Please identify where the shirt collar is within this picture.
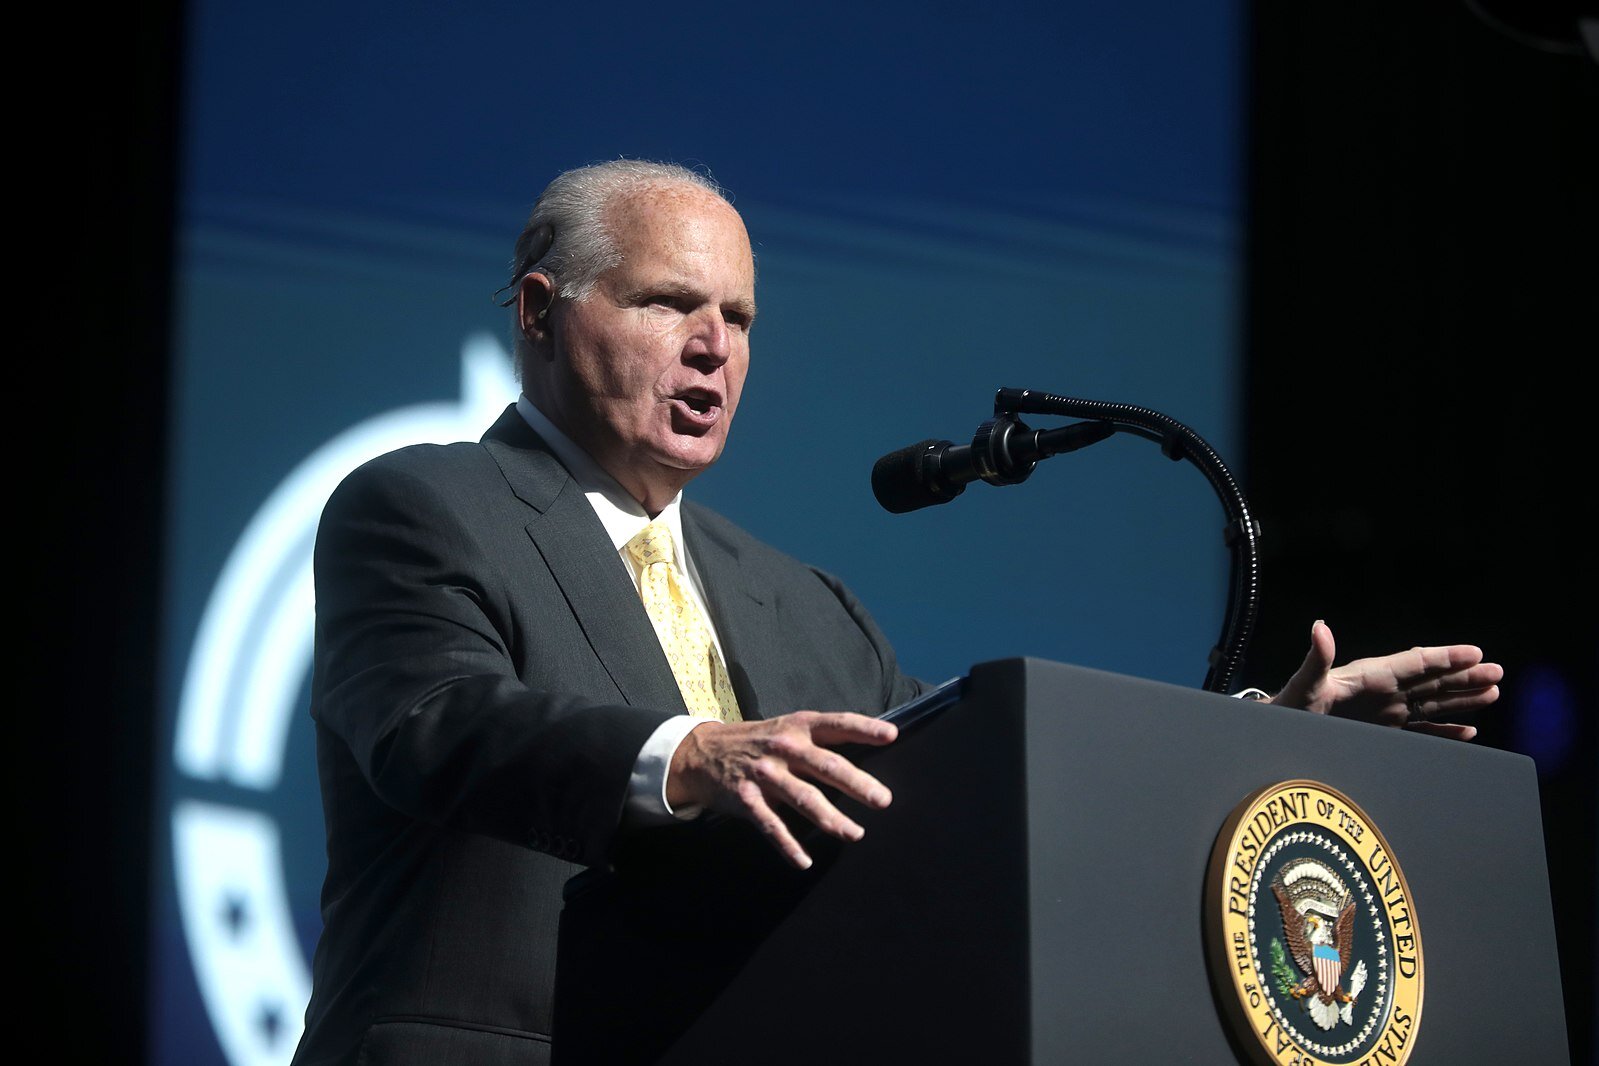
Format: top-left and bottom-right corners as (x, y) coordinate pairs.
(516, 394), (686, 562)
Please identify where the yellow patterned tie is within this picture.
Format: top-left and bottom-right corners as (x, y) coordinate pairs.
(625, 522), (742, 723)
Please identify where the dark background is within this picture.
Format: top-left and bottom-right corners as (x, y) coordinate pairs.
(1245, 3), (1596, 1059)
(29, 0), (1594, 1061)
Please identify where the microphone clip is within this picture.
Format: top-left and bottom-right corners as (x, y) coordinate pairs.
(969, 413), (1040, 487)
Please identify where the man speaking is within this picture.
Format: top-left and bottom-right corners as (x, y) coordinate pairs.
(291, 160), (1501, 1065)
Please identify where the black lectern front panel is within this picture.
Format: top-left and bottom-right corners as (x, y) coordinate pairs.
(1018, 658), (1566, 1064)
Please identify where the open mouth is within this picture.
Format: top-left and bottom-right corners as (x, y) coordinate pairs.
(671, 388), (723, 425)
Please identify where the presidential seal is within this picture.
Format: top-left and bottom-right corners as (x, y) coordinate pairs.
(1205, 781), (1423, 1066)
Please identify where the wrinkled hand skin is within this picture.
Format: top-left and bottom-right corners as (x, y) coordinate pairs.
(1270, 620), (1502, 742)
(667, 711), (898, 869)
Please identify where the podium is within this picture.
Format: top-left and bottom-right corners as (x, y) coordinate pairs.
(553, 658), (1569, 1064)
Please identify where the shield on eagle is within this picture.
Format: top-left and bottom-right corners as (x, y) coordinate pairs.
(1313, 943), (1342, 999)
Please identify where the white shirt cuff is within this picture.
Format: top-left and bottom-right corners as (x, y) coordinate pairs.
(626, 715), (713, 825)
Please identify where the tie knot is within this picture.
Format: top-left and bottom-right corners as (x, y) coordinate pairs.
(626, 522), (675, 567)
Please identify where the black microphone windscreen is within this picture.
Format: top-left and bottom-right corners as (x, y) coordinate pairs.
(871, 439), (954, 514)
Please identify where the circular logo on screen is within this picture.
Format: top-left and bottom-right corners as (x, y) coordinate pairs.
(1205, 781), (1423, 1066)
(169, 337), (516, 1065)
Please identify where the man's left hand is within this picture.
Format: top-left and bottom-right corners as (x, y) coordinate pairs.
(1269, 620), (1502, 741)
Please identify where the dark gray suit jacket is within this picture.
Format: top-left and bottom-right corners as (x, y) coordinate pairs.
(293, 406), (923, 1065)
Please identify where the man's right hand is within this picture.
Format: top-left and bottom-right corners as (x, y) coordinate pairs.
(665, 712), (898, 870)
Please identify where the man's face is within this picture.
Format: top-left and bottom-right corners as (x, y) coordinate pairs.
(536, 184), (756, 512)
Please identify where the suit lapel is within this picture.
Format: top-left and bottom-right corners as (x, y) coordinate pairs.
(483, 407), (687, 714)
(685, 507), (784, 721)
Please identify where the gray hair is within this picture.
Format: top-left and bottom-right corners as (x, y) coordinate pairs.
(507, 159), (728, 303)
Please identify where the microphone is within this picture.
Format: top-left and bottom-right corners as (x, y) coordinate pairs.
(871, 415), (1114, 513)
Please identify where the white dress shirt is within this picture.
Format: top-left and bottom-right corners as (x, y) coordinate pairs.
(516, 395), (717, 824)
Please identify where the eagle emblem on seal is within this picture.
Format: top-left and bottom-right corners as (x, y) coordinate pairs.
(1270, 858), (1370, 1030)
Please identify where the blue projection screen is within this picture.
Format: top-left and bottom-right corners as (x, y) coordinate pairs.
(152, 3), (1241, 1061)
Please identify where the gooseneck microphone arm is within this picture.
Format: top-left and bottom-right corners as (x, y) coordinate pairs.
(995, 388), (1259, 695)
(871, 387), (1260, 695)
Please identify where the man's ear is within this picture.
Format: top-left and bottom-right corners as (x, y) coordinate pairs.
(517, 271), (557, 347)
